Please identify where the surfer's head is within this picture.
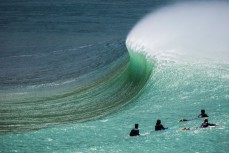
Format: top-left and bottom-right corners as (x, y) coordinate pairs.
(156, 119), (161, 124)
(135, 124), (139, 129)
(204, 118), (208, 123)
(201, 109), (205, 114)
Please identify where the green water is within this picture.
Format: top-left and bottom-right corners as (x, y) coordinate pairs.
(0, 49), (153, 134)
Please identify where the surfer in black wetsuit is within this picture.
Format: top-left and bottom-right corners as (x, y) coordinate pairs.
(155, 119), (168, 131)
(179, 109), (209, 122)
(181, 118), (218, 130)
(129, 124), (140, 136)
(198, 109), (208, 118)
(179, 118), (189, 122)
(200, 118), (218, 128)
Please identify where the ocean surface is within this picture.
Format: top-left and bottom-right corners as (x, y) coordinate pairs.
(1, 0), (229, 152)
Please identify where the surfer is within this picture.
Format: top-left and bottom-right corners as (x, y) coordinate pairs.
(181, 127), (190, 130)
(179, 118), (189, 122)
(181, 118), (219, 130)
(200, 118), (218, 128)
(129, 124), (140, 136)
(155, 119), (168, 131)
(179, 109), (209, 122)
(198, 109), (208, 118)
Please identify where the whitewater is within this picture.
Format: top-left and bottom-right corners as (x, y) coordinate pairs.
(1, 0), (229, 153)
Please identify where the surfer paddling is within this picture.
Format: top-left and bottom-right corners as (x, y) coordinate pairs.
(155, 119), (168, 131)
(200, 118), (219, 128)
(181, 127), (190, 130)
(179, 109), (209, 122)
(181, 118), (219, 130)
(129, 124), (140, 136)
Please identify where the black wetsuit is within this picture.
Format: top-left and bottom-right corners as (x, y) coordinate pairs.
(155, 124), (166, 131)
(129, 128), (140, 136)
(198, 113), (208, 118)
(200, 122), (216, 128)
(180, 118), (189, 122)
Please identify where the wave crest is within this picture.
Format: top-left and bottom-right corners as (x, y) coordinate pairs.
(126, 1), (229, 60)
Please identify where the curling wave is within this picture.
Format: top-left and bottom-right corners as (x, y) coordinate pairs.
(0, 40), (152, 134)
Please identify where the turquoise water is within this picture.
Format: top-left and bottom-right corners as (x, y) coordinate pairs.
(1, 1), (229, 153)
(1, 57), (229, 152)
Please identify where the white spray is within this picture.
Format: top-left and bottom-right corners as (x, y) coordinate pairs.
(126, 1), (229, 60)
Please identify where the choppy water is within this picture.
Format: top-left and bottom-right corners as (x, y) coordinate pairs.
(1, 0), (229, 153)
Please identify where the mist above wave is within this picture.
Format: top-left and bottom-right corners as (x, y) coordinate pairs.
(126, 1), (229, 61)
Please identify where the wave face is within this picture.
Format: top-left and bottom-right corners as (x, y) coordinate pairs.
(0, 0), (155, 134)
(0, 39), (153, 133)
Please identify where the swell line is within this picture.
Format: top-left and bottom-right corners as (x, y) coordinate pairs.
(0, 42), (153, 134)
